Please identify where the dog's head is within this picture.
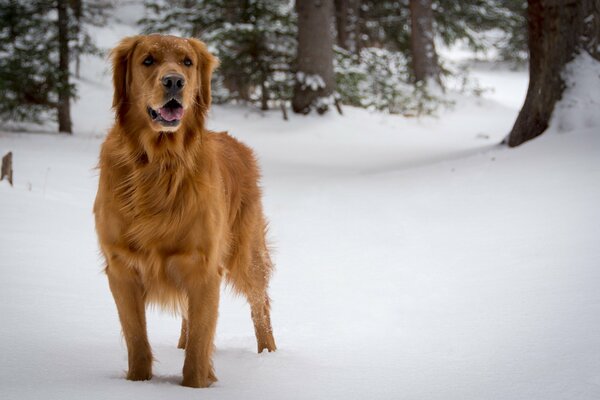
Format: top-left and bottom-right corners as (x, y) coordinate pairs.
(111, 35), (218, 132)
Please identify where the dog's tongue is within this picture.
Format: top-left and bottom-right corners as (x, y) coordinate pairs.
(158, 106), (183, 122)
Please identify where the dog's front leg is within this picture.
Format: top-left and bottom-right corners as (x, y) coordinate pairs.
(106, 256), (152, 381)
(168, 253), (221, 388)
(182, 274), (220, 388)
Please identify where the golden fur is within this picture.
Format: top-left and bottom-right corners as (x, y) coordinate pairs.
(94, 35), (276, 388)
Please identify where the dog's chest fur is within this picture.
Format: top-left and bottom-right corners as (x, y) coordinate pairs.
(106, 151), (227, 311)
(116, 158), (216, 251)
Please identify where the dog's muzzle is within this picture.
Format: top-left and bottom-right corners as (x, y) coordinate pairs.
(148, 98), (184, 127)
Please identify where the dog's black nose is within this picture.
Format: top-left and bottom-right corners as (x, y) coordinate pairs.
(162, 74), (185, 92)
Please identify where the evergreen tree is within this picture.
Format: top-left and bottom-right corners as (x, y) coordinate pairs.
(434, 0), (527, 61)
(335, 46), (448, 116)
(358, 0), (527, 67)
(0, 0), (109, 130)
(357, 1), (411, 51)
(206, 0), (296, 109)
(0, 0), (61, 124)
(71, 0), (113, 78)
(334, 0), (360, 54)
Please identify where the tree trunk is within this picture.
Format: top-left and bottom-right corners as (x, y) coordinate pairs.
(260, 81), (269, 111)
(507, 0), (600, 147)
(57, 0), (72, 134)
(354, 0), (362, 55)
(71, 0), (82, 79)
(334, 0), (360, 54)
(335, 0), (349, 49)
(409, 0), (440, 84)
(292, 0), (336, 114)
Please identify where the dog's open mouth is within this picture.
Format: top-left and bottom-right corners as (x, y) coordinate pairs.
(148, 99), (184, 126)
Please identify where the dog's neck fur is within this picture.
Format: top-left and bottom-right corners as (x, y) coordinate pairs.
(121, 118), (205, 170)
(107, 122), (212, 245)
(117, 121), (204, 187)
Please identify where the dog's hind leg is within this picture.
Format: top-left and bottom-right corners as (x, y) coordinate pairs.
(251, 254), (277, 353)
(227, 244), (276, 354)
(178, 318), (187, 349)
(249, 284), (277, 354)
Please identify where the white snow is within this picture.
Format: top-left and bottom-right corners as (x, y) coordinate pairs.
(2, 10), (600, 400)
(551, 52), (600, 132)
(296, 72), (326, 91)
(469, 62), (529, 109)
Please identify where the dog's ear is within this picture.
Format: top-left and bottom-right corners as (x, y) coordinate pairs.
(188, 38), (219, 116)
(110, 36), (140, 121)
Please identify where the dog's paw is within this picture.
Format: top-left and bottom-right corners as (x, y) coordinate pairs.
(126, 367), (152, 381)
(181, 368), (217, 388)
(257, 334), (277, 353)
(258, 343), (277, 353)
(181, 376), (215, 388)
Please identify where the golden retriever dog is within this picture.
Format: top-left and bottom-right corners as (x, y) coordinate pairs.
(94, 35), (276, 388)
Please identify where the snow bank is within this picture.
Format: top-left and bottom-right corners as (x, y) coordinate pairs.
(551, 52), (600, 132)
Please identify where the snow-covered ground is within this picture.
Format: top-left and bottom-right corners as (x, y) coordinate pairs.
(2, 9), (600, 400)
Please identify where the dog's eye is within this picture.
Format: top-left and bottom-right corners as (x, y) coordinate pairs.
(183, 58), (192, 67)
(143, 56), (154, 66)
